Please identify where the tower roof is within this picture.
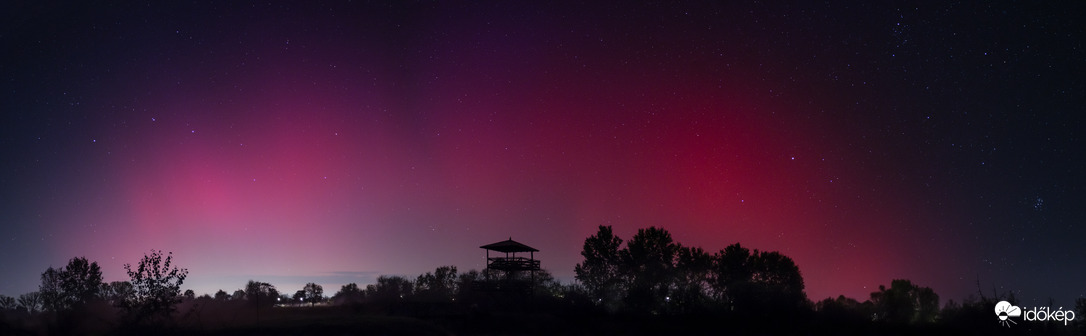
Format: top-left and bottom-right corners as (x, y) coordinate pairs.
(480, 238), (539, 253)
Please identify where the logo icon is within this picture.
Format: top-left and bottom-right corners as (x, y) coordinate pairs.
(995, 301), (1022, 327)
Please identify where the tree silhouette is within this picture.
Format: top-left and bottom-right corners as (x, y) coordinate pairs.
(292, 290), (306, 305)
(915, 286), (939, 323)
(303, 283), (324, 305)
(17, 291), (42, 314)
(574, 225), (625, 311)
(33, 257), (105, 312)
(232, 289), (246, 301)
(747, 250), (806, 312)
(103, 281), (135, 306)
(123, 250), (188, 323)
(0, 295), (15, 310)
(869, 279), (938, 324)
(58, 257), (103, 308)
(183, 289), (195, 301)
(454, 269), (485, 303)
(214, 289), (230, 301)
(815, 294), (873, 324)
(366, 275), (413, 302)
(333, 283), (364, 305)
(1076, 298), (1086, 333)
(415, 266), (457, 301)
(244, 281), (279, 307)
(530, 269), (565, 298)
(38, 266), (63, 311)
(621, 226), (679, 313)
(572, 227), (814, 316)
(710, 243), (753, 311)
(672, 244), (712, 313)
(708, 244), (807, 314)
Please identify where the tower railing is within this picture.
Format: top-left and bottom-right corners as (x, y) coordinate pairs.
(486, 256), (541, 271)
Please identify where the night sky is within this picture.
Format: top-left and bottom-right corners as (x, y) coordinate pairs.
(2, 2), (1083, 307)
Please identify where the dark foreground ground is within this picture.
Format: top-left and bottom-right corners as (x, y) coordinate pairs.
(1, 302), (1079, 336)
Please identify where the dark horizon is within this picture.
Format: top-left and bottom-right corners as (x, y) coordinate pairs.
(2, 1), (1083, 310)
(3, 229), (1079, 335)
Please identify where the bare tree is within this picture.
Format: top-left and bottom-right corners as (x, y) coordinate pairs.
(0, 295), (15, 310)
(18, 291), (42, 314)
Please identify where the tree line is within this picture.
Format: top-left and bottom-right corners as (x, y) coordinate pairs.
(4, 227), (1082, 334)
(574, 225), (807, 316)
(0, 228), (951, 324)
(570, 225), (966, 325)
(0, 250), (189, 324)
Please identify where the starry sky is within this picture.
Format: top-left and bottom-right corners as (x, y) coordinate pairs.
(2, 2), (1083, 307)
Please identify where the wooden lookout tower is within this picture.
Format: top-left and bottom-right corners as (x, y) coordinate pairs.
(479, 238), (540, 294)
